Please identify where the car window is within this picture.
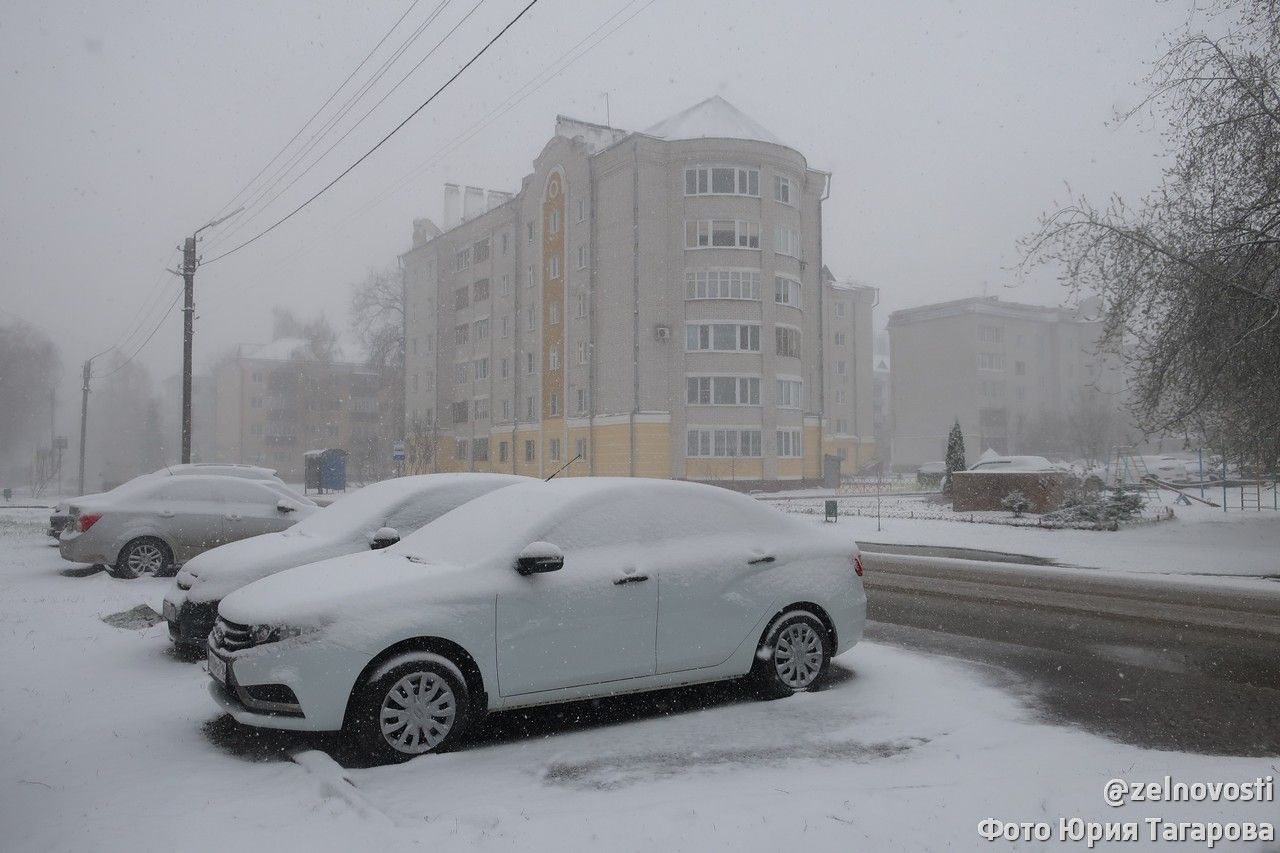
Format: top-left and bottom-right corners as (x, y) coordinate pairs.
(543, 495), (654, 551)
(214, 479), (278, 505)
(153, 480), (221, 502)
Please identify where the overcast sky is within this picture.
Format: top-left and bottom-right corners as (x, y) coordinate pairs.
(1, 0), (1195, 436)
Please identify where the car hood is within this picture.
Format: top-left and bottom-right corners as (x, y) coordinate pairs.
(217, 548), (483, 630)
(177, 531), (356, 603)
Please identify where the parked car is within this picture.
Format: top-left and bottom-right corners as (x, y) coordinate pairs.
(207, 477), (867, 764)
(917, 461), (946, 487)
(967, 455), (1064, 473)
(164, 473), (528, 648)
(47, 463), (283, 539)
(59, 474), (317, 578)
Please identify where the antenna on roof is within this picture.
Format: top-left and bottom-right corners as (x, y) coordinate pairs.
(545, 452), (582, 481)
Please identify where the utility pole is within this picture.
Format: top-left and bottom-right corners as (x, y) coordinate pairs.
(178, 207), (243, 465)
(77, 360), (90, 495)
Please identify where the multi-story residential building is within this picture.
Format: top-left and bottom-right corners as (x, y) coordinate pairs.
(212, 338), (392, 482)
(886, 296), (1122, 470)
(403, 96), (874, 487)
(820, 268), (877, 470)
(871, 330), (891, 455)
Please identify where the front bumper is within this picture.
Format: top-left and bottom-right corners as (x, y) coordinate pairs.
(166, 598), (218, 647)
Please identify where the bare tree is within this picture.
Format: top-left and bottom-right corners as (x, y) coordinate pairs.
(0, 320), (61, 480)
(271, 307), (339, 363)
(1022, 0), (1280, 468)
(349, 266), (405, 444)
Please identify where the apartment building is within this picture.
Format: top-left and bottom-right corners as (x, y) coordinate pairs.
(212, 338), (391, 482)
(886, 296), (1121, 470)
(403, 96), (870, 486)
(821, 269), (877, 470)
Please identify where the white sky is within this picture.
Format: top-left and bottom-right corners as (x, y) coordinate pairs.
(0, 0), (1194, 435)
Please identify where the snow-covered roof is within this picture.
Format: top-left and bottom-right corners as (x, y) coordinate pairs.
(643, 96), (787, 148)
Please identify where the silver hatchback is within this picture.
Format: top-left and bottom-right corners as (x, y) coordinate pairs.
(58, 475), (318, 578)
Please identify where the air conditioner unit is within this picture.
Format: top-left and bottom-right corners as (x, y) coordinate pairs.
(655, 325), (671, 341)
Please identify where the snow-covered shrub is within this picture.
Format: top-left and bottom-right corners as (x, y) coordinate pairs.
(1000, 490), (1031, 517)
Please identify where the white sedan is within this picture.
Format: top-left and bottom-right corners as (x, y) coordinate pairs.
(207, 478), (867, 764)
(163, 473), (528, 647)
(59, 475), (317, 578)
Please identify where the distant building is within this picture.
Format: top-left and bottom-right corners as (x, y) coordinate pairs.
(820, 268), (877, 470)
(211, 338), (393, 482)
(887, 296), (1123, 470)
(871, 330), (891, 456)
(402, 96), (873, 487)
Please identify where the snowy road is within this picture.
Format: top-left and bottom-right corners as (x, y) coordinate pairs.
(1, 507), (1276, 852)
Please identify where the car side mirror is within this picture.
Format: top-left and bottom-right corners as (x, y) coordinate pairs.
(370, 527), (400, 550)
(515, 541), (564, 575)
(277, 499), (297, 513)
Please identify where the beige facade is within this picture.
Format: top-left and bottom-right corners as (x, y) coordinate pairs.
(212, 339), (390, 482)
(403, 97), (871, 487)
(820, 269), (877, 470)
(886, 296), (1121, 470)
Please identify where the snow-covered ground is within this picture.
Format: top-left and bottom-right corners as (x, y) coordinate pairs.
(781, 490), (1280, 580)
(1, 507), (1274, 851)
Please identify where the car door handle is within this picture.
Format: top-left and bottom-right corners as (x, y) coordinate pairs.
(613, 574), (649, 585)
(747, 555), (775, 565)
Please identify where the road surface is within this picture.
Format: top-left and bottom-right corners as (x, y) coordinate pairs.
(859, 545), (1280, 755)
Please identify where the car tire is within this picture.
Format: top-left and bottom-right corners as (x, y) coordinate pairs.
(347, 653), (472, 765)
(750, 610), (832, 699)
(109, 537), (173, 579)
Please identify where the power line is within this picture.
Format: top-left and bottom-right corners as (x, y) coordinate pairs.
(202, 0), (541, 267)
(204, 0), (468, 255)
(92, 287), (184, 380)
(204, 0), (426, 226)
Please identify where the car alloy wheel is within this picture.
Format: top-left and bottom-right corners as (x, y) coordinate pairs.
(126, 542), (166, 576)
(380, 671), (457, 754)
(773, 621), (824, 689)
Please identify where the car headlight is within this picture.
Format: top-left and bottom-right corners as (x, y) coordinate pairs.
(248, 624), (315, 646)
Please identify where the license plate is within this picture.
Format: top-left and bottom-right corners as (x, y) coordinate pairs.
(162, 600), (177, 623)
(207, 651), (227, 685)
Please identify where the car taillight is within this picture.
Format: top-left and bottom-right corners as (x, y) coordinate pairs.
(78, 513), (102, 533)
(853, 553), (864, 577)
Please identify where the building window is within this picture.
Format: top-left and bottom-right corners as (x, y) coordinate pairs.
(501, 233), (509, 254)
(527, 264), (535, 288)
(425, 372), (434, 390)
(684, 220), (760, 249)
(776, 378), (802, 408)
(684, 166), (759, 197)
(524, 439), (536, 462)
(835, 360), (846, 376)
(472, 438), (489, 460)
(1015, 361), (1026, 376)
(686, 269), (760, 300)
(526, 307), (535, 331)
(774, 175), (792, 205)
(835, 332), (846, 347)
(502, 399), (511, 420)
(501, 316), (509, 338)
(774, 226), (800, 258)
(549, 209), (561, 234)
(251, 371), (263, 382)
(454, 287), (470, 311)
(526, 352), (535, 374)
(454, 363), (469, 385)
(686, 376), (760, 405)
(575, 292), (587, 318)
(574, 437), (587, 459)
(549, 301), (560, 326)
(455, 439), (467, 460)
(979, 324), (1003, 344)
(775, 326), (802, 358)
(473, 318), (489, 341)
(686, 428), (762, 457)
(686, 323), (760, 352)
(576, 245), (586, 269)
(576, 388), (587, 414)
(473, 397), (490, 421)
(425, 333), (433, 354)
(527, 222), (534, 242)
(473, 279), (489, 302)
(500, 274), (511, 297)
(548, 393), (560, 417)
(451, 401), (469, 423)
(411, 374), (419, 393)
(777, 428), (802, 457)
(774, 276), (801, 307)
(836, 419), (850, 433)
(576, 341), (588, 364)
(548, 438), (561, 461)
(549, 254), (560, 279)
(977, 353), (1005, 371)
(525, 395), (534, 419)
(576, 198), (585, 222)
(474, 357), (489, 380)
(549, 349), (560, 371)
(454, 248), (471, 271)
(834, 302), (846, 319)
(500, 357), (509, 379)
(499, 441), (509, 462)
(473, 238), (490, 263)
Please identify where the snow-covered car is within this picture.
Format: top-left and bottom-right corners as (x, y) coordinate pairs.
(967, 455), (1064, 473)
(164, 473), (528, 648)
(207, 477), (867, 764)
(47, 463), (283, 539)
(59, 474), (317, 578)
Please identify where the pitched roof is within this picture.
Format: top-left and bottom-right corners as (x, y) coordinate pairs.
(643, 96), (786, 147)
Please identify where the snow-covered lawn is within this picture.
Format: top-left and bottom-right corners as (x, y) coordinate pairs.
(785, 492), (1280, 580)
(0, 507), (1273, 852)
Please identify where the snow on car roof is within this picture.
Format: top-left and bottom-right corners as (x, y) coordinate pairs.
(967, 456), (1061, 472)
